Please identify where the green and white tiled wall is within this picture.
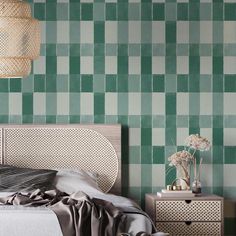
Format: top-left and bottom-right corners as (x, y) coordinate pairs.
(2, 0), (236, 234)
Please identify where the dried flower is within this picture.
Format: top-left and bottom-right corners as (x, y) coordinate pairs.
(185, 134), (211, 152)
(168, 150), (194, 167)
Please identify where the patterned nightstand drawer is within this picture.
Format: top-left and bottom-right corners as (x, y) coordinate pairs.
(156, 222), (221, 236)
(156, 200), (222, 221)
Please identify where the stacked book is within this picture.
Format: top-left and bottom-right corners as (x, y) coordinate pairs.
(157, 189), (196, 198)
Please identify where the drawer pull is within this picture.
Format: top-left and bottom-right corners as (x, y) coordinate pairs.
(185, 221), (192, 226)
(185, 200), (192, 204)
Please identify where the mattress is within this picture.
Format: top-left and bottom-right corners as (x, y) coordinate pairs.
(0, 192), (167, 236)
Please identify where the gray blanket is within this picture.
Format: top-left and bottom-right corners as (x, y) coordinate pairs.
(0, 189), (155, 236)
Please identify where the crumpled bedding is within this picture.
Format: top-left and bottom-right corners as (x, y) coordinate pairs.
(0, 189), (162, 236)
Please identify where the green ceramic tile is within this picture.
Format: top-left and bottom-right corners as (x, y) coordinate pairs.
(81, 75), (93, 92)
(10, 79), (22, 92)
(129, 3), (140, 20)
(213, 75), (223, 92)
(200, 3), (212, 20)
(141, 3), (152, 21)
(118, 56), (128, 75)
(46, 56), (57, 74)
(177, 3), (188, 21)
(81, 3), (93, 20)
(141, 75), (152, 92)
(34, 75), (45, 92)
(69, 56), (80, 74)
(23, 93), (33, 115)
(153, 75), (165, 92)
(153, 146), (165, 164)
(94, 93), (104, 115)
(213, 57), (223, 74)
(34, 3), (45, 20)
(225, 147), (236, 164)
(189, 2), (199, 20)
(177, 75), (188, 92)
(94, 22), (104, 43)
(225, 75), (236, 92)
(224, 3), (236, 21)
(106, 75), (117, 92)
(141, 147), (152, 164)
(128, 76), (140, 92)
(57, 3), (68, 20)
(141, 56), (152, 74)
(106, 3), (117, 21)
(69, 75), (80, 92)
(46, 76), (56, 93)
(46, 3), (56, 21)
(93, 3), (105, 21)
(118, 3), (128, 21)
(166, 93), (176, 115)
(118, 75), (128, 92)
(166, 22), (176, 43)
(69, 3), (80, 20)
(213, 3), (223, 21)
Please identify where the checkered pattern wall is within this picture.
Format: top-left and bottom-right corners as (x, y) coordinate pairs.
(1, 0), (236, 234)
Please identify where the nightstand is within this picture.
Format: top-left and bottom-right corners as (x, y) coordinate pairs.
(145, 194), (224, 236)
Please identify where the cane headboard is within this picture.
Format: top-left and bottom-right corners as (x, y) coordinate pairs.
(0, 124), (121, 195)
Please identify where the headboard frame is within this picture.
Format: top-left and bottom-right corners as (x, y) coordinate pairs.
(0, 124), (121, 195)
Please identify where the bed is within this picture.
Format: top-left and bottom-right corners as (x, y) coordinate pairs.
(0, 124), (167, 236)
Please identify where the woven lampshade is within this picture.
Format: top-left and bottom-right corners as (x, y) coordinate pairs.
(0, 0), (40, 78)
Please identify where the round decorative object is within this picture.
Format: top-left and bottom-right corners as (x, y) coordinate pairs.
(192, 178), (202, 194)
(0, 0), (40, 78)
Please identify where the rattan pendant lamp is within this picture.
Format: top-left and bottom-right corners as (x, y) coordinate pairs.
(0, 0), (40, 78)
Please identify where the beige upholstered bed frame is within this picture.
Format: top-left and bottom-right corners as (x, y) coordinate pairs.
(0, 124), (121, 195)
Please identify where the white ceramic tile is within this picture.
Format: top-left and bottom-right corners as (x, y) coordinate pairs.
(224, 165), (236, 187)
(105, 56), (117, 74)
(200, 164), (212, 187)
(80, 21), (94, 43)
(224, 128), (236, 146)
(129, 93), (141, 115)
(177, 56), (189, 74)
(224, 93), (236, 115)
(177, 22), (189, 43)
(152, 165), (165, 187)
(9, 93), (22, 116)
(200, 57), (212, 74)
(129, 57), (141, 74)
(177, 93), (189, 115)
(57, 56), (69, 75)
(80, 56), (94, 74)
(129, 128), (141, 146)
(224, 22), (236, 43)
(105, 22), (117, 43)
(57, 93), (69, 115)
(152, 22), (165, 43)
(200, 21), (212, 43)
(152, 93), (165, 115)
(200, 93), (212, 115)
(33, 93), (45, 116)
(129, 21), (141, 43)
(152, 56), (165, 74)
(80, 93), (94, 115)
(57, 21), (69, 43)
(33, 56), (45, 74)
(152, 128), (165, 146)
(224, 57), (236, 74)
(177, 128), (189, 146)
(105, 93), (117, 115)
(129, 164), (141, 187)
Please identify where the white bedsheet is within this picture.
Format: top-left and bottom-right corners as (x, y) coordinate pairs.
(0, 192), (167, 236)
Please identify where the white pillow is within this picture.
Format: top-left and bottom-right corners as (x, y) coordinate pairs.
(53, 169), (103, 195)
